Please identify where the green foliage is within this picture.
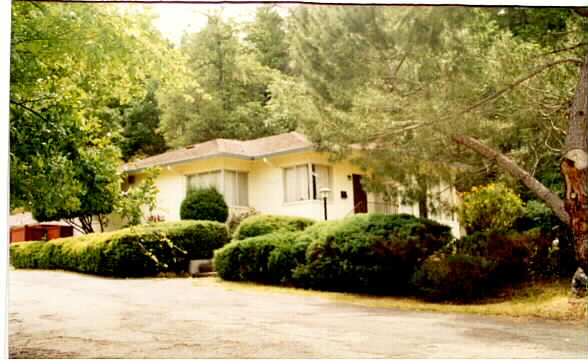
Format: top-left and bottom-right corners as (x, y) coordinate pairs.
(149, 220), (230, 259)
(514, 200), (563, 233)
(158, 13), (285, 148)
(226, 208), (260, 236)
(216, 213), (452, 293)
(458, 183), (525, 233)
(10, 220), (229, 276)
(244, 6), (290, 72)
(114, 168), (160, 227)
(411, 254), (497, 302)
(212, 241), (242, 281)
(293, 213), (453, 294)
(284, 6), (584, 234)
(233, 214), (316, 240)
(10, 2), (181, 232)
(118, 80), (168, 161)
(29, 145), (122, 225)
(267, 233), (313, 285)
(180, 188), (229, 222)
(214, 231), (307, 284)
(452, 231), (533, 282)
(414, 227), (579, 302)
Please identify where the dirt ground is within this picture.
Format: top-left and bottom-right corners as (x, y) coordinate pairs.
(8, 269), (588, 358)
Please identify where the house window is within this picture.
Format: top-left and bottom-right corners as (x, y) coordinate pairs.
(187, 170), (248, 206)
(284, 163), (331, 202)
(223, 170), (248, 206)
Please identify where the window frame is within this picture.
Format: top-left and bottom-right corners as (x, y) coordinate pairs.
(283, 162), (332, 204)
(186, 168), (249, 207)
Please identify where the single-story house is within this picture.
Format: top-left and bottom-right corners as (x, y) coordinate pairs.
(122, 132), (462, 237)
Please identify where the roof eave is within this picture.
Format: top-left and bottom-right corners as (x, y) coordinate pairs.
(124, 152), (253, 174)
(124, 145), (317, 174)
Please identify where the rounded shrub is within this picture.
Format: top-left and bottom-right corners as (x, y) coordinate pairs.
(292, 213), (453, 294)
(411, 254), (497, 303)
(180, 188), (229, 222)
(458, 183), (525, 233)
(214, 231), (303, 283)
(213, 241), (244, 281)
(233, 215), (315, 240)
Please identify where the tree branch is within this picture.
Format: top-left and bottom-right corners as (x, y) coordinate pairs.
(459, 58), (584, 116)
(542, 42), (587, 57)
(451, 134), (570, 225)
(63, 219), (85, 234)
(10, 100), (49, 122)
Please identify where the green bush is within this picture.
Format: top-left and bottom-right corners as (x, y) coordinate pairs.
(146, 220), (229, 259)
(226, 208), (259, 236)
(214, 231), (303, 283)
(215, 213), (452, 294)
(453, 231), (534, 283)
(233, 215), (315, 240)
(180, 188), (229, 222)
(411, 254), (497, 302)
(10, 220), (229, 277)
(267, 232), (312, 285)
(513, 201), (577, 279)
(292, 213), (453, 294)
(458, 183), (525, 233)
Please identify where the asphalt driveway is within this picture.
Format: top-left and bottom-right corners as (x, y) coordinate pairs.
(8, 270), (588, 358)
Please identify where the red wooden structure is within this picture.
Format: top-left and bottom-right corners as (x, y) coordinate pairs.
(10, 224), (74, 243)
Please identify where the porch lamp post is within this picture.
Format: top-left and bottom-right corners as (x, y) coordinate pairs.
(319, 187), (331, 220)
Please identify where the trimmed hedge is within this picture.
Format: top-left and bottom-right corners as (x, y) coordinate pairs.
(10, 220), (229, 277)
(292, 213), (453, 294)
(214, 231), (303, 283)
(233, 215), (316, 240)
(145, 220), (230, 259)
(214, 213), (453, 294)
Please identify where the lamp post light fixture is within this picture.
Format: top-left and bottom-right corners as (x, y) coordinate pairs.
(319, 187), (331, 220)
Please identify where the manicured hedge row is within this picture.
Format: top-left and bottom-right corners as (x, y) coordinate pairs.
(233, 215), (316, 240)
(147, 220), (230, 259)
(214, 213), (453, 294)
(10, 220), (229, 277)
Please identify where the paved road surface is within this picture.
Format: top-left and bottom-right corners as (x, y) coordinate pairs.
(8, 270), (588, 358)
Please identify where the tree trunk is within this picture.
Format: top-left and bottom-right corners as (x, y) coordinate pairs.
(561, 54), (588, 280)
(450, 134), (570, 225)
(417, 176), (429, 218)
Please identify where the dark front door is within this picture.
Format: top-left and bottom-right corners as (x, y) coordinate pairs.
(352, 174), (367, 213)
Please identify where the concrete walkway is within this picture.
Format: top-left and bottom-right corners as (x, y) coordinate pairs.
(8, 270), (588, 358)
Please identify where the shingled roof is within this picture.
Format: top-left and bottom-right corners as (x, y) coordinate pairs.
(124, 131), (314, 172)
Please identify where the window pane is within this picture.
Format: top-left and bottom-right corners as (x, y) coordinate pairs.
(296, 165), (309, 201)
(210, 171), (221, 190)
(285, 167), (297, 202)
(224, 170), (236, 206)
(238, 172), (248, 206)
(314, 165), (330, 199)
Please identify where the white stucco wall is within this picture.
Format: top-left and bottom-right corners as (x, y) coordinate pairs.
(130, 150), (462, 237)
(248, 151), (363, 220)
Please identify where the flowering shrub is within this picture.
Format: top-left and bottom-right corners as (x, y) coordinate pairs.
(458, 183), (525, 233)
